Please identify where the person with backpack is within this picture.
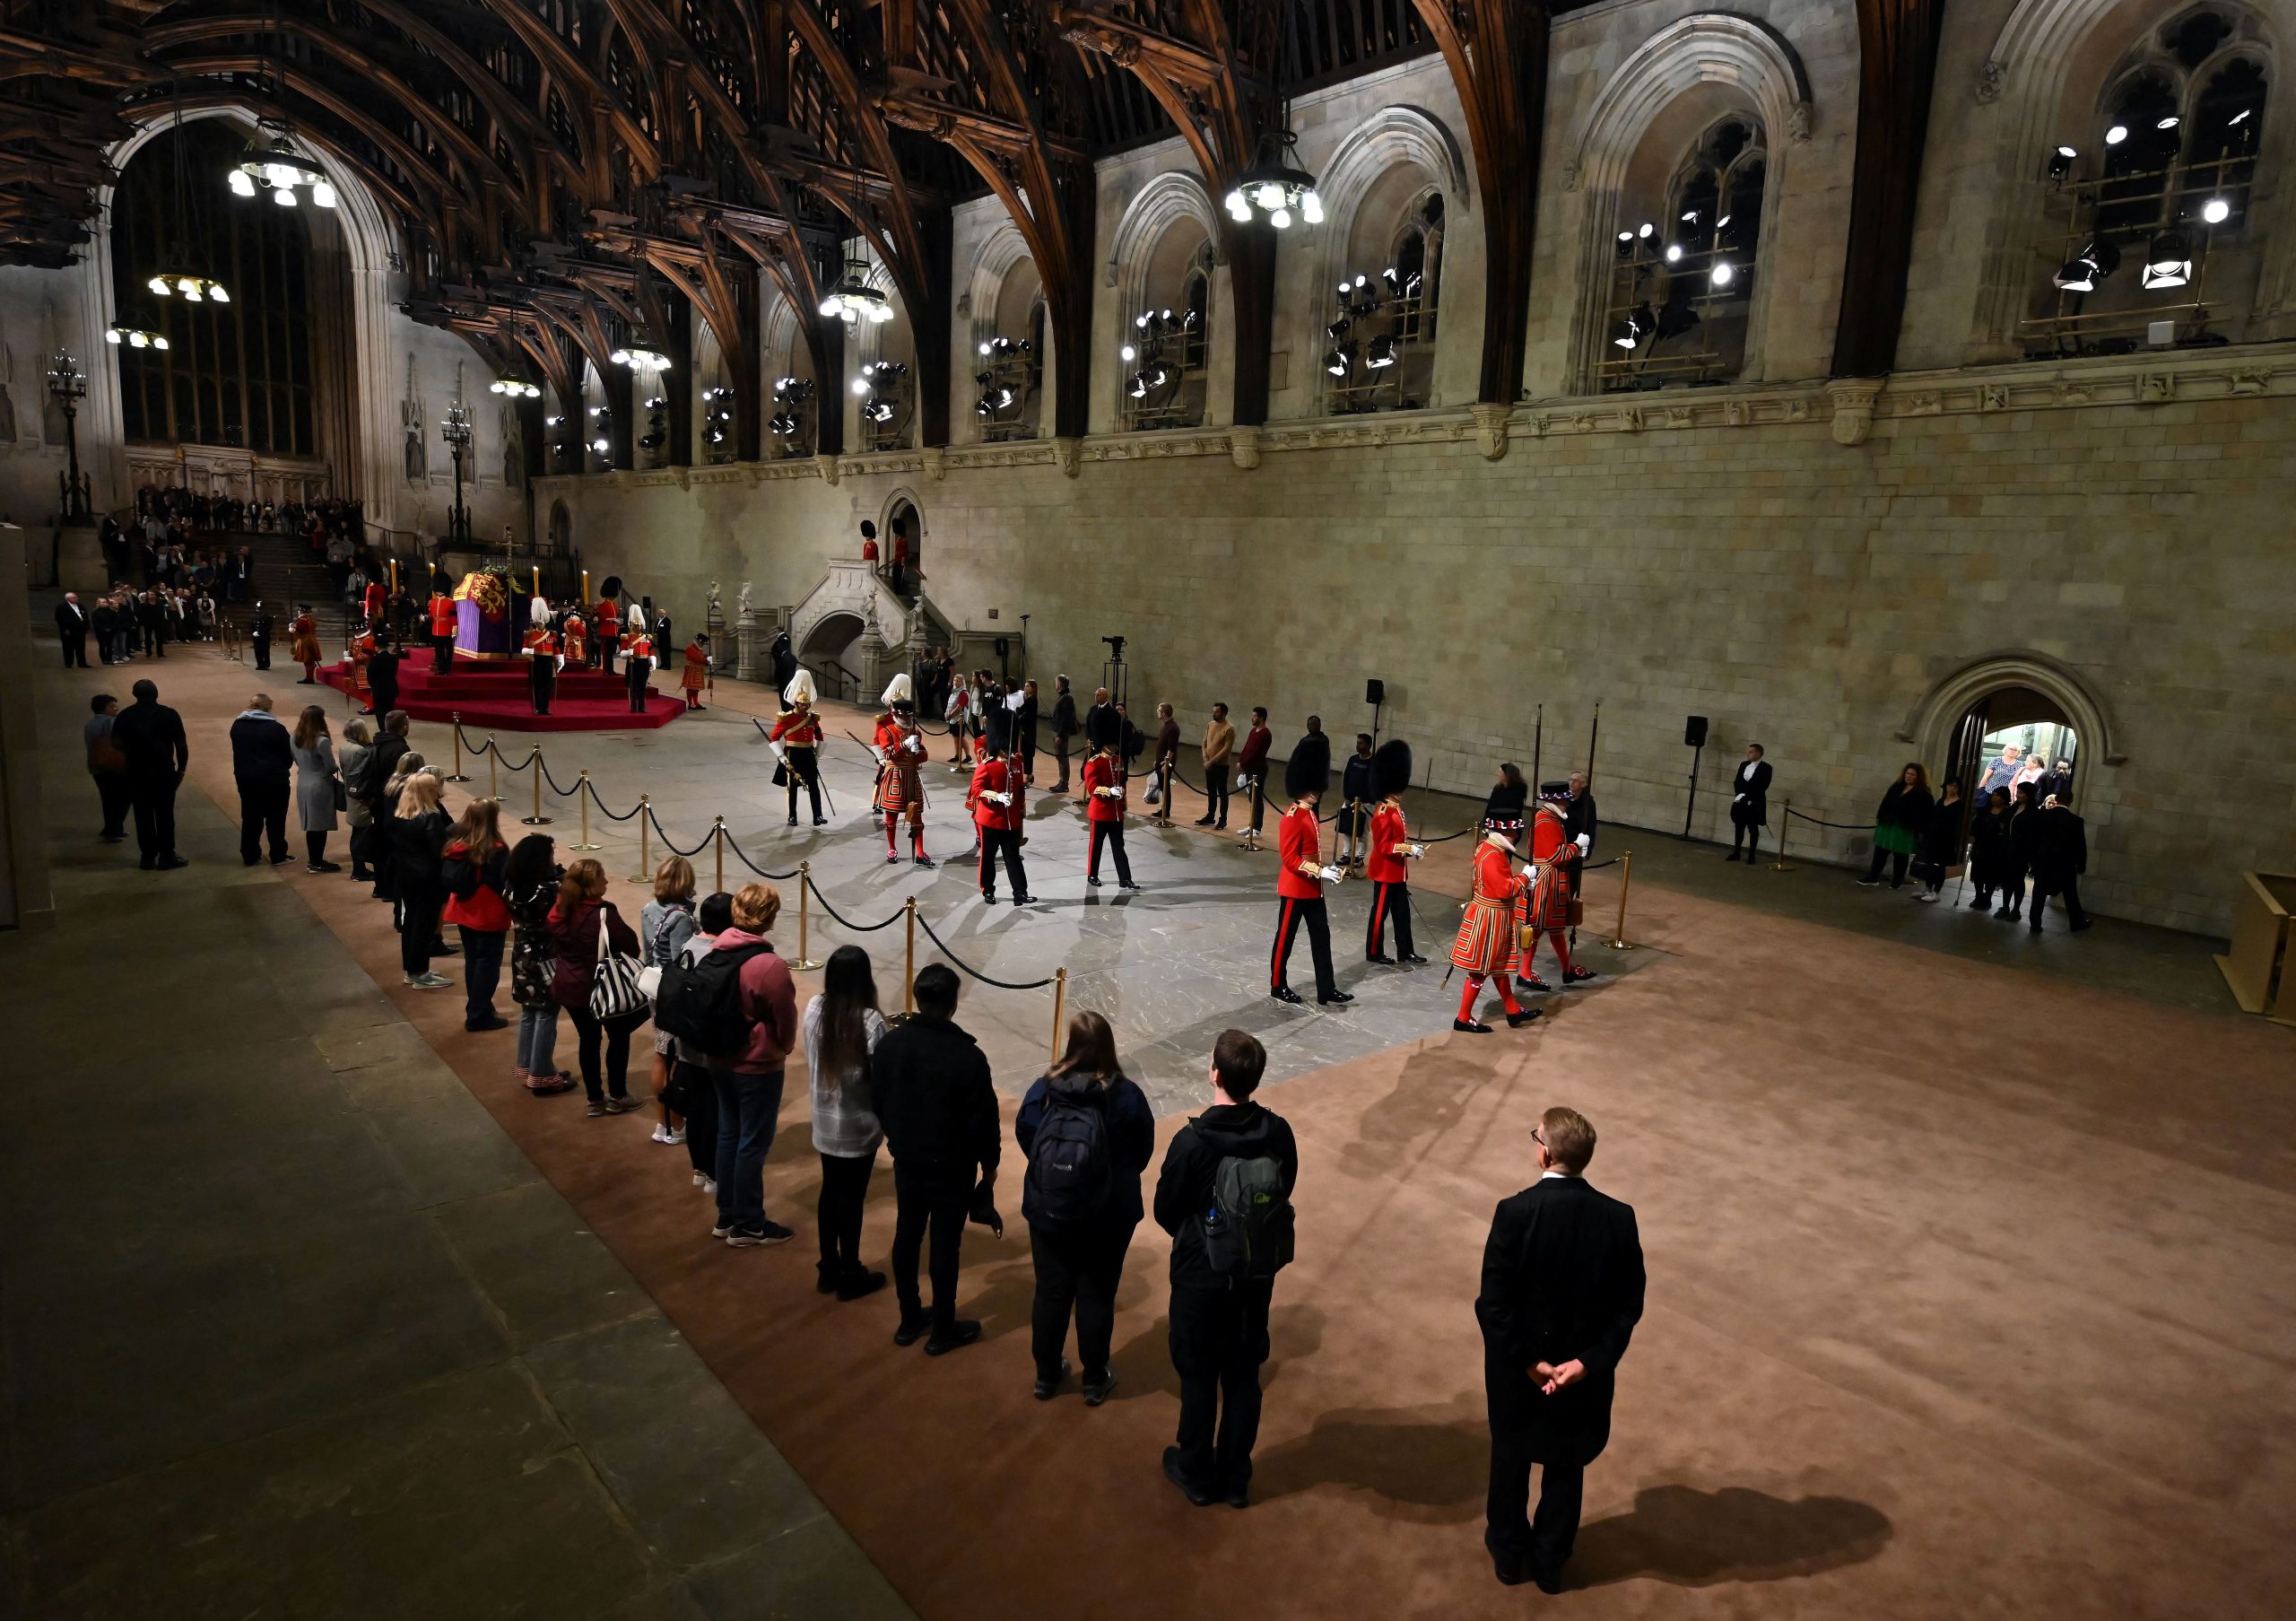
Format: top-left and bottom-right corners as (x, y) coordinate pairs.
(1152, 1029), (1298, 1509)
(639, 856), (700, 1147)
(661, 892), (731, 1192)
(804, 946), (888, 1301)
(441, 797), (512, 1031)
(1015, 1011), (1154, 1404)
(506, 834), (573, 1094)
(871, 963), (1001, 1356)
(696, 883), (800, 1246)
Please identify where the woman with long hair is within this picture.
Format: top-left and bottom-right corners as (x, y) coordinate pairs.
(639, 855), (700, 1146)
(390, 772), (454, 988)
(546, 858), (647, 1116)
(505, 834), (572, 1093)
(1013, 1009), (1155, 1404)
(291, 704), (341, 872)
(1859, 763), (1933, 891)
(338, 717), (375, 881)
(1482, 762), (1528, 830)
(442, 797), (512, 1029)
(804, 946), (888, 1299)
(1914, 777), (1964, 903)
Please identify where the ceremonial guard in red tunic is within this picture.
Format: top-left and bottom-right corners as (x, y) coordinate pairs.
(1517, 784), (1598, 994)
(622, 610), (654, 713)
(681, 635), (710, 710)
(595, 595), (620, 675)
(1081, 740), (1138, 889)
(1451, 817), (1541, 1033)
(561, 611), (587, 667)
(770, 669), (827, 825)
(1271, 734), (1350, 1006)
(873, 674), (932, 866)
(290, 606), (322, 684)
(968, 744), (1032, 905)
(427, 587), (457, 674)
(525, 624), (561, 715)
(1364, 739), (1427, 965)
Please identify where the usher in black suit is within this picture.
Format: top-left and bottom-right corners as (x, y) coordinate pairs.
(1476, 1173), (1646, 1587)
(1728, 756), (1773, 859)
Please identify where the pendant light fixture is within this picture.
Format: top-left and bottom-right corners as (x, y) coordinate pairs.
(225, 0), (335, 208)
(1221, 6), (1321, 231)
(149, 82), (231, 303)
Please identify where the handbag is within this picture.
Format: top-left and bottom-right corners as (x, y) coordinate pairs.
(635, 906), (685, 1000)
(331, 777), (349, 813)
(589, 910), (650, 1021)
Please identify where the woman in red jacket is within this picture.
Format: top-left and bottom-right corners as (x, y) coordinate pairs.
(547, 858), (648, 1116)
(1082, 740), (1138, 890)
(441, 797), (511, 1033)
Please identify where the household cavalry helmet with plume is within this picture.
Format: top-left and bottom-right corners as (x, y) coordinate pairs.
(881, 671), (914, 714)
(783, 667), (818, 707)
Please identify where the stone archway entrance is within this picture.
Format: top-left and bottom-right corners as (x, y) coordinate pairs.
(1947, 684), (2083, 812)
(801, 610), (866, 702)
(1900, 651), (2119, 815)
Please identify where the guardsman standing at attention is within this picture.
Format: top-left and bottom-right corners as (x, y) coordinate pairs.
(525, 620), (561, 716)
(873, 674), (932, 867)
(1518, 784), (1597, 996)
(1452, 817), (1540, 1033)
(770, 669), (827, 825)
(1082, 738), (1139, 891)
(622, 607), (654, 713)
(681, 632), (710, 711)
(1271, 733), (1350, 1007)
(596, 593), (620, 675)
(427, 582), (457, 674)
(290, 603), (322, 684)
(1364, 739), (1427, 966)
(968, 741), (1032, 905)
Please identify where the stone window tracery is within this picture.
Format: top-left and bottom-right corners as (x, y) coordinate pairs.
(1599, 116), (1766, 393)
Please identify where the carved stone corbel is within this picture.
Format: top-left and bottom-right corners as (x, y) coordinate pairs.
(1827, 378), (1884, 446)
(814, 452), (841, 486)
(921, 446), (946, 482)
(1052, 437), (1082, 478)
(1471, 402), (1511, 462)
(1228, 424), (1261, 471)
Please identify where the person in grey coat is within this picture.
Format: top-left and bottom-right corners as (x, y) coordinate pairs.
(291, 704), (343, 872)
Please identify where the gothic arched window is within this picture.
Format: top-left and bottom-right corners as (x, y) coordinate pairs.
(1324, 187), (1445, 413)
(1601, 117), (1767, 392)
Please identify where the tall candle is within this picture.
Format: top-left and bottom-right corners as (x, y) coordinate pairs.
(532, 565), (540, 597)
(581, 569), (590, 604)
(388, 559), (398, 594)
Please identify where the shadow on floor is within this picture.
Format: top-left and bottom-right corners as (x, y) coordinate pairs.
(1248, 1392), (1489, 1521)
(1571, 1483), (1894, 1588)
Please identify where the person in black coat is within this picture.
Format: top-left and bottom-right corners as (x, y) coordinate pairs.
(387, 773), (454, 985)
(365, 644), (402, 719)
(1014, 1012), (1155, 1404)
(248, 603), (274, 670)
(1912, 778), (1965, 901)
(1152, 1030), (1298, 1509)
(1482, 763), (1528, 829)
(870, 965), (1002, 1355)
(1050, 675), (1079, 792)
(1726, 744), (1771, 862)
(1967, 787), (2023, 919)
(108, 679), (190, 869)
(229, 693), (296, 867)
(1013, 679), (1040, 786)
(54, 594), (90, 667)
(1477, 1107), (1646, 1593)
(2026, 798), (2092, 933)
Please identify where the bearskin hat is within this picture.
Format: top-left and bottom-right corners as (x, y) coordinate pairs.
(1370, 738), (1413, 802)
(1284, 733), (1332, 801)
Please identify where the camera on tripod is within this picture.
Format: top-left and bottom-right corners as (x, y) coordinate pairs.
(1100, 634), (1126, 659)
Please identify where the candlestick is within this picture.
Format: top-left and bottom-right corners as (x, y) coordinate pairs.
(581, 569), (589, 604)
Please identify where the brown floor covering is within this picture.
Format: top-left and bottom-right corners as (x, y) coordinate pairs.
(141, 656), (2296, 1618)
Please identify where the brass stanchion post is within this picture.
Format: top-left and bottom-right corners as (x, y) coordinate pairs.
(712, 815), (726, 894)
(486, 736), (499, 801)
(522, 748), (552, 825)
(1768, 799), (1795, 871)
(792, 863), (821, 970)
(629, 794), (652, 883)
(570, 770), (600, 850)
(1608, 850), (1638, 951)
(903, 897), (918, 1015)
(1050, 966), (1067, 1063)
(444, 713), (469, 782)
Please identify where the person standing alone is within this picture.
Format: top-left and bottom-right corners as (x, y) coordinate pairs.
(1154, 1029), (1296, 1509)
(1726, 744), (1770, 862)
(1196, 703), (1235, 829)
(55, 592), (89, 667)
(1050, 675), (1078, 793)
(1477, 1107), (1645, 1593)
(229, 693), (295, 867)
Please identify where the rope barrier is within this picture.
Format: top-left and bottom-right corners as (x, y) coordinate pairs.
(646, 803), (717, 858)
(913, 910), (1060, 991)
(721, 829), (800, 881)
(1785, 806), (1869, 832)
(539, 754), (581, 797)
(799, 874), (907, 934)
(585, 778), (644, 821)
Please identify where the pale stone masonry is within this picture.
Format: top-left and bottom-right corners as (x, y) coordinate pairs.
(552, 352), (2296, 937)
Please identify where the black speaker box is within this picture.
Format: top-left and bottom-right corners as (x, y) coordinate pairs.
(1685, 715), (1709, 747)
(1366, 678), (1386, 706)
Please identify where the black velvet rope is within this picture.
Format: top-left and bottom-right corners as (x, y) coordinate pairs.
(914, 910), (1058, 991)
(1785, 806), (1869, 831)
(721, 830), (800, 881)
(584, 779), (643, 822)
(799, 875), (906, 934)
(539, 754), (581, 797)
(646, 804), (717, 858)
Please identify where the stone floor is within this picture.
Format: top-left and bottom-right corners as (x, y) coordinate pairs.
(7, 633), (2290, 1621)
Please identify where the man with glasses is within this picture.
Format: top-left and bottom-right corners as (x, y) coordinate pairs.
(1476, 1107), (1645, 1593)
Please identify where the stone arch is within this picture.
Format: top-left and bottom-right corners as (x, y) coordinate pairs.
(1970, 0), (2292, 347)
(1561, 14), (1811, 392)
(874, 485), (926, 556)
(1106, 170), (1221, 311)
(1896, 651), (2126, 777)
(546, 498), (571, 556)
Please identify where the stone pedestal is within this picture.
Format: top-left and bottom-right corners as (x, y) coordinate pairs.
(735, 606), (759, 683)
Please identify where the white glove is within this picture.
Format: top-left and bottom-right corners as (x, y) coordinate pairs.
(1406, 842), (1427, 859)
(1319, 864), (1344, 884)
(770, 742), (787, 763)
(1575, 833), (1590, 853)
(870, 746), (888, 767)
(985, 790), (1011, 806)
(1520, 862), (1535, 878)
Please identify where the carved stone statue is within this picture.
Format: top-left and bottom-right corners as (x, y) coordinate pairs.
(736, 580), (754, 623)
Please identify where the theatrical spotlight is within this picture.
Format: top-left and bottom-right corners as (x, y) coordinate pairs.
(2141, 231), (2191, 290)
(2048, 144), (2078, 181)
(1364, 335), (1397, 370)
(1609, 305), (1653, 350)
(2201, 196), (2231, 224)
(1324, 342), (1356, 377)
(2052, 240), (2120, 292)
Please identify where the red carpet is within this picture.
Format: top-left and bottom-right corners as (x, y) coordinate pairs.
(317, 658), (687, 731)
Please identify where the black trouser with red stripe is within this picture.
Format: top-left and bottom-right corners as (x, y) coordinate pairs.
(1272, 894), (1336, 999)
(1366, 880), (1414, 960)
(1089, 821), (1133, 885)
(978, 825), (1027, 897)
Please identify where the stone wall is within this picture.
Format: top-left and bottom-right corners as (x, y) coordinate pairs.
(550, 348), (2296, 937)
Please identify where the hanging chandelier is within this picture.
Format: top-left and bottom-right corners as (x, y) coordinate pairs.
(146, 269), (230, 304)
(609, 344), (672, 370)
(106, 323), (171, 351)
(1224, 135), (1324, 230)
(228, 136), (336, 209)
(489, 374), (542, 397)
(819, 261), (893, 325)
(151, 83), (230, 302)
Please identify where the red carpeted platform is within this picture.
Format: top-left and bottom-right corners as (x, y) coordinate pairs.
(317, 657), (687, 731)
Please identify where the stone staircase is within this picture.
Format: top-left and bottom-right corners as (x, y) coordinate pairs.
(236, 530), (354, 643)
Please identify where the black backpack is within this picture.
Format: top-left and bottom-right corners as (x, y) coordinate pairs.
(441, 850), (482, 901)
(1026, 1088), (1111, 1231)
(655, 941), (771, 1055)
(1197, 1143), (1294, 1282)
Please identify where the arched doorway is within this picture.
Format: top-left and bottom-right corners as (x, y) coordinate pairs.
(885, 497), (919, 597)
(547, 500), (570, 555)
(801, 611), (865, 701)
(1948, 684), (2083, 811)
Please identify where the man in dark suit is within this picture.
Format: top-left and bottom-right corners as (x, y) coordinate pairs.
(2027, 797), (2092, 933)
(1477, 1107), (1646, 1592)
(229, 693), (296, 866)
(109, 679), (191, 870)
(55, 593), (90, 667)
(1726, 743), (1772, 862)
(248, 602), (274, 670)
(365, 643), (402, 721)
(1563, 770), (1599, 896)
